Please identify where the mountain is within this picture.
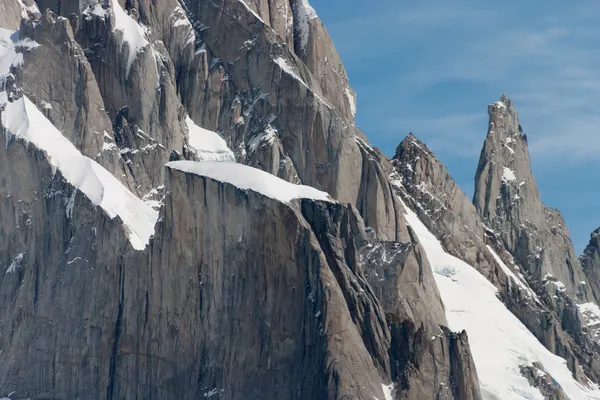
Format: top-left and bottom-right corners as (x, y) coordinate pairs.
(0, 1), (599, 399)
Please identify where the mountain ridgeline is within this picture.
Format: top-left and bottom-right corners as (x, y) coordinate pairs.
(0, 1), (599, 399)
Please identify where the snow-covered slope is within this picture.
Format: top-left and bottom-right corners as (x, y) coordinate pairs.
(185, 116), (235, 162)
(1, 96), (158, 250)
(166, 160), (333, 204)
(86, 0), (150, 76)
(400, 197), (600, 400)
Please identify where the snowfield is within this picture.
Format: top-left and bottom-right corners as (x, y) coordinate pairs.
(400, 197), (600, 400)
(166, 161), (334, 204)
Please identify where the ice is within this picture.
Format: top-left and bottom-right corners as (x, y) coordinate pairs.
(400, 197), (600, 400)
(1, 96), (158, 250)
(166, 161), (333, 204)
(185, 116), (235, 162)
(502, 166), (516, 182)
(111, 0), (149, 76)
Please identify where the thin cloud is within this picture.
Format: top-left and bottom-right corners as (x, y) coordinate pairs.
(322, 0), (600, 162)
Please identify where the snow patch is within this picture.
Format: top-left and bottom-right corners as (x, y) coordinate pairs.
(0, 28), (39, 78)
(186, 116), (235, 162)
(295, 0), (317, 51)
(87, 2), (108, 18)
(400, 197), (600, 400)
(5, 253), (24, 274)
(579, 303), (600, 328)
(166, 161), (333, 204)
(381, 383), (394, 400)
(1, 96), (158, 250)
(65, 189), (77, 218)
(170, 5), (191, 27)
(502, 166), (516, 182)
(101, 142), (117, 152)
(345, 87), (356, 118)
(248, 125), (278, 153)
(111, 0), (149, 77)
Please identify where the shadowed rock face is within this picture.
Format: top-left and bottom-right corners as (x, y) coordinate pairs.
(581, 228), (600, 304)
(0, 1), (483, 398)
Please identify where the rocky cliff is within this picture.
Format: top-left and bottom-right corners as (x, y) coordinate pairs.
(390, 95), (600, 397)
(0, 0), (484, 399)
(3, 0), (600, 399)
(473, 95), (589, 301)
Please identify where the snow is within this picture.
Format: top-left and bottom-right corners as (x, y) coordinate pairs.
(87, 2), (108, 18)
(170, 6), (191, 28)
(579, 303), (600, 328)
(248, 125), (278, 153)
(0, 28), (39, 77)
(166, 161), (333, 204)
(345, 87), (357, 118)
(1, 96), (158, 250)
(238, 0), (264, 23)
(486, 245), (540, 302)
(400, 197), (600, 400)
(381, 383), (394, 400)
(502, 166), (516, 182)
(274, 56), (304, 84)
(5, 253), (23, 274)
(295, 0), (318, 51)
(101, 142), (117, 152)
(185, 116), (235, 162)
(111, 0), (149, 76)
(16, 0), (40, 18)
(549, 280), (566, 292)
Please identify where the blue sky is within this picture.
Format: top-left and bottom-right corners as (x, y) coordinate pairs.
(310, 0), (600, 253)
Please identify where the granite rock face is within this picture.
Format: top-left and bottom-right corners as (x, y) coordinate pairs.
(0, 1), (483, 399)
(581, 228), (600, 304)
(0, 122), (482, 398)
(10, 0), (403, 240)
(473, 94), (588, 301)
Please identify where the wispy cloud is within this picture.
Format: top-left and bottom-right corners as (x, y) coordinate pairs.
(318, 0), (600, 163)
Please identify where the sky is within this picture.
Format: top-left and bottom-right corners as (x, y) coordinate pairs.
(310, 0), (600, 254)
